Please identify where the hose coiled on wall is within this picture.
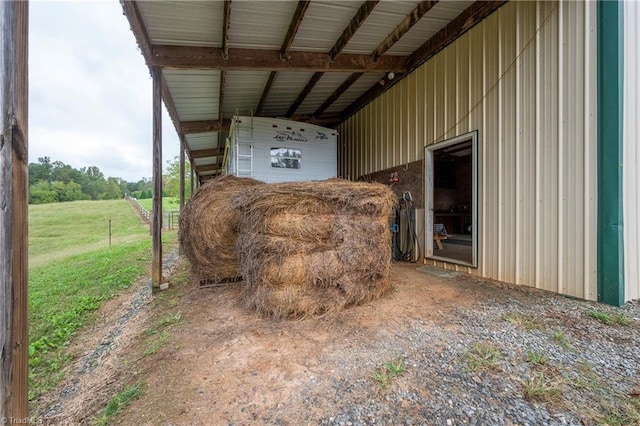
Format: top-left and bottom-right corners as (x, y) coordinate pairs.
(392, 191), (421, 263)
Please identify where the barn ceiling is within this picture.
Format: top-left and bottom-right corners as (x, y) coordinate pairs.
(120, 0), (505, 182)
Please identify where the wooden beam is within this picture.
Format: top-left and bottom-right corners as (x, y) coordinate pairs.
(222, 0), (232, 59)
(179, 137), (185, 255)
(0, 1), (28, 418)
(180, 119), (231, 134)
(341, 72), (405, 119)
(280, 0), (311, 59)
(405, 0), (507, 72)
(287, 72), (323, 117)
(195, 164), (222, 173)
(329, 1), (379, 62)
(218, 69), (226, 121)
(190, 165), (195, 197)
(370, 0), (438, 63)
(151, 67), (163, 291)
(150, 45), (407, 73)
(121, 1), (153, 65)
(191, 148), (225, 158)
(342, 0), (506, 120)
(313, 73), (363, 117)
(291, 111), (342, 127)
(256, 71), (278, 116)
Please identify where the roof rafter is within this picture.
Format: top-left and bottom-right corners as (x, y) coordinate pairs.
(256, 71), (278, 116)
(218, 70), (227, 121)
(343, 0), (507, 120)
(191, 148), (225, 159)
(150, 45), (406, 72)
(180, 119), (231, 134)
(313, 73), (363, 118)
(329, 1), (380, 62)
(406, 0), (507, 71)
(280, 0), (311, 60)
(286, 72), (324, 117)
(222, 0), (232, 59)
(370, 0), (438, 63)
(195, 164), (222, 173)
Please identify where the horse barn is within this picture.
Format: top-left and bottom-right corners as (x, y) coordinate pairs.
(1, 0), (640, 418)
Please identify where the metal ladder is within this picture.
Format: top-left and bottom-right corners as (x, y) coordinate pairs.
(234, 111), (254, 178)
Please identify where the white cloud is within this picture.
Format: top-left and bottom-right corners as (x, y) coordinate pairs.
(29, 0), (180, 182)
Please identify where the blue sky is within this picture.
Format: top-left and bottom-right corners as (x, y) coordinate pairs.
(29, 0), (180, 182)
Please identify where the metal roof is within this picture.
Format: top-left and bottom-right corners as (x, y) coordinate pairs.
(121, 0), (506, 183)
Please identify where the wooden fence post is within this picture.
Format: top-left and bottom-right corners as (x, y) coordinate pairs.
(151, 66), (162, 290)
(0, 0), (29, 419)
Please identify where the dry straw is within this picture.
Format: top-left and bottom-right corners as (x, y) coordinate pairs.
(233, 179), (397, 319)
(179, 175), (264, 281)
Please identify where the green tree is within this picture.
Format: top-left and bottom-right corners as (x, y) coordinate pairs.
(29, 181), (56, 204)
(28, 156), (53, 184)
(163, 155), (192, 199)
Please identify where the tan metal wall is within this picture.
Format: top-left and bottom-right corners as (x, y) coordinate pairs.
(338, 1), (598, 300)
(624, 1), (640, 301)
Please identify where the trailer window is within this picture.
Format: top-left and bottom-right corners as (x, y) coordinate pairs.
(270, 148), (301, 169)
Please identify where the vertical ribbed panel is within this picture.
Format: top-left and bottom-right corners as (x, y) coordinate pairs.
(338, 1), (598, 300)
(624, 2), (640, 301)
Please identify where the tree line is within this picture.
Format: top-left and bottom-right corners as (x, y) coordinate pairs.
(28, 156), (190, 204)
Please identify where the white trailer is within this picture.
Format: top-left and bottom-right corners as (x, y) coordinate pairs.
(224, 115), (337, 183)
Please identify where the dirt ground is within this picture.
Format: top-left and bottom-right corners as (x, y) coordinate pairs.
(40, 255), (640, 425)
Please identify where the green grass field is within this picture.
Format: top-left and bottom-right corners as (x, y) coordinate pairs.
(28, 199), (175, 403)
(136, 197), (180, 212)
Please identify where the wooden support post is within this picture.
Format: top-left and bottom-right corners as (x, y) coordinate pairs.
(151, 66), (163, 290)
(1, 0), (29, 418)
(190, 164), (195, 196)
(179, 136), (185, 255)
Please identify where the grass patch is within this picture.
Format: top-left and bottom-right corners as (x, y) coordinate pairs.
(92, 382), (143, 426)
(587, 309), (630, 326)
(589, 310), (613, 325)
(372, 358), (406, 389)
(136, 197), (180, 212)
(526, 350), (548, 366)
(464, 342), (502, 372)
(28, 239), (151, 401)
(552, 330), (570, 349)
(523, 371), (562, 402)
(501, 313), (541, 330)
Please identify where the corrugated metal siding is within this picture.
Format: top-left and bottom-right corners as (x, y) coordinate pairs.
(338, 1), (598, 300)
(163, 70), (221, 121)
(260, 71), (315, 117)
(228, 1), (297, 50)
(624, 2), (640, 301)
(185, 132), (219, 151)
(296, 72), (353, 115)
(290, 1), (361, 52)
(138, 1), (222, 46)
(386, 1), (475, 55)
(326, 72), (386, 113)
(222, 71), (271, 118)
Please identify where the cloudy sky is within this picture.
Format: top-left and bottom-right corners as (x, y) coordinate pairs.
(29, 0), (180, 182)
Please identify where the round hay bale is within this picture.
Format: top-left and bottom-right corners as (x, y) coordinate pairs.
(234, 179), (396, 319)
(179, 175), (263, 281)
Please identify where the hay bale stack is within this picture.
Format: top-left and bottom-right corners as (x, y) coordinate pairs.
(233, 179), (397, 319)
(179, 175), (263, 281)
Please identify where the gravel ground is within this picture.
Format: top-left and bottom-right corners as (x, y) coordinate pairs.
(306, 273), (640, 426)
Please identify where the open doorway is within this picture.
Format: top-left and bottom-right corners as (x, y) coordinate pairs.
(425, 131), (478, 266)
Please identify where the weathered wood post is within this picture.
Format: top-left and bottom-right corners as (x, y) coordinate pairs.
(178, 136), (185, 254)
(151, 66), (162, 290)
(0, 0), (29, 418)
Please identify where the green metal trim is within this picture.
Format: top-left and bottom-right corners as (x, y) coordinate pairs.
(597, 0), (625, 306)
